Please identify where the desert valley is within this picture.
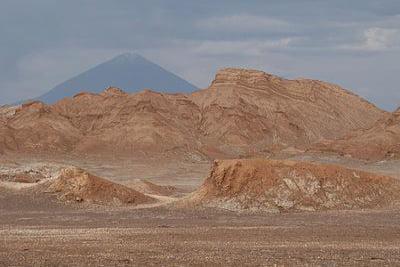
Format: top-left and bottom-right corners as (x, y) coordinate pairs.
(1, 66), (400, 265)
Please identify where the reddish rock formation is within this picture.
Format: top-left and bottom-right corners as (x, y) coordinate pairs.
(190, 68), (385, 156)
(315, 107), (400, 160)
(186, 159), (400, 212)
(0, 68), (386, 159)
(5, 100), (82, 153)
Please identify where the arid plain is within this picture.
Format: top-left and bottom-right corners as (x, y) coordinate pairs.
(1, 68), (400, 266)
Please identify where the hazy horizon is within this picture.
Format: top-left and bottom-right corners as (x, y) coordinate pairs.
(1, 0), (399, 110)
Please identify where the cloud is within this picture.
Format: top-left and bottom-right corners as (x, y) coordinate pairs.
(193, 38), (294, 56)
(196, 15), (290, 33)
(140, 39), (295, 89)
(363, 27), (399, 50)
(339, 27), (400, 51)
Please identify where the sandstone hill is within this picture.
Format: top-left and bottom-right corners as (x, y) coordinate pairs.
(0, 68), (386, 159)
(185, 159), (400, 212)
(314, 107), (400, 160)
(190, 68), (385, 156)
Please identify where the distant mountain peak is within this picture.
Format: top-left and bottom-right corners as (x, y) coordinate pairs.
(111, 52), (147, 63)
(31, 53), (197, 103)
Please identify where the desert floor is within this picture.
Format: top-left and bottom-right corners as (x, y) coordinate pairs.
(1, 154), (400, 266)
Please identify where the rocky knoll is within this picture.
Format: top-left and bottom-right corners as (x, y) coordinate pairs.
(186, 159), (400, 212)
(315, 107), (400, 160)
(0, 68), (386, 159)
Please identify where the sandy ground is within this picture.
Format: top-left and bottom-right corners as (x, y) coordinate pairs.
(1, 154), (400, 266)
(2, 202), (400, 266)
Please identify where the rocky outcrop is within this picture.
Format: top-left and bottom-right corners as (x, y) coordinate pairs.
(191, 68), (386, 156)
(0, 105), (18, 120)
(100, 86), (128, 97)
(0, 69), (386, 159)
(186, 159), (400, 212)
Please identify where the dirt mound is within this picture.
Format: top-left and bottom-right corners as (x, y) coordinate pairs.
(44, 167), (156, 205)
(125, 179), (181, 196)
(186, 159), (400, 212)
(0, 69), (386, 159)
(314, 107), (400, 160)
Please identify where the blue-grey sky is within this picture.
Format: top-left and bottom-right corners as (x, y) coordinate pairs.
(1, 0), (399, 110)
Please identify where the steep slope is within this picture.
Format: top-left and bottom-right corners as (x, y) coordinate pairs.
(190, 68), (386, 156)
(186, 159), (400, 212)
(36, 53), (197, 103)
(315, 107), (400, 160)
(0, 68), (386, 159)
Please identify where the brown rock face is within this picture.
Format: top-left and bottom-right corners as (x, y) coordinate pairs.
(0, 122), (15, 155)
(191, 68), (385, 156)
(53, 88), (198, 156)
(0, 69), (386, 158)
(187, 159), (400, 212)
(315, 107), (400, 160)
(5, 101), (82, 153)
